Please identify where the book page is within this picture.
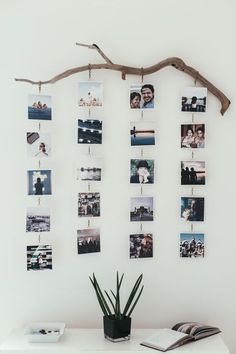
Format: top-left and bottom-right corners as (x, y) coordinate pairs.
(141, 328), (190, 351)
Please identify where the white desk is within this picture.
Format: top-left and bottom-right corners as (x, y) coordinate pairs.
(0, 328), (229, 354)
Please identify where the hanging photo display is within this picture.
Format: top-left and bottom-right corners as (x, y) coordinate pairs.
(77, 157), (102, 181)
(130, 84), (155, 109)
(78, 192), (100, 217)
(181, 161), (206, 185)
(27, 245), (52, 271)
(77, 228), (100, 254)
(130, 197), (154, 222)
(130, 233), (153, 259)
(27, 132), (51, 158)
(78, 119), (102, 144)
(26, 207), (50, 232)
(181, 87), (207, 112)
(180, 233), (204, 258)
(130, 159), (154, 184)
(78, 81), (103, 107)
(28, 94), (52, 120)
(181, 197), (205, 222)
(181, 124), (205, 148)
(130, 121), (155, 146)
(27, 170), (52, 195)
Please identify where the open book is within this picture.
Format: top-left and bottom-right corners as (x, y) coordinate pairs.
(140, 322), (221, 352)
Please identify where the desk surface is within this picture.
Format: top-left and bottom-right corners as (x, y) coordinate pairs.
(0, 328), (229, 354)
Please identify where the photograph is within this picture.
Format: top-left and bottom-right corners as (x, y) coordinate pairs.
(27, 132), (51, 158)
(181, 197), (204, 222)
(78, 81), (103, 107)
(180, 233), (204, 258)
(130, 84), (155, 109)
(27, 245), (52, 271)
(130, 197), (154, 221)
(130, 233), (153, 258)
(181, 161), (205, 185)
(181, 124), (205, 148)
(130, 159), (154, 184)
(26, 207), (50, 232)
(130, 121), (155, 146)
(77, 228), (100, 254)
(77, 157), (102, 181)
(28, 94), (52, 120)
(78, 192), (100, 217)
(78, 119), (102, 144)
(27, 170), (52, 195)
(181, 87), (207, 112)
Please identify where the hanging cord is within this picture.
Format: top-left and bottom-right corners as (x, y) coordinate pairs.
(88, 64), (91, 80)
(38, 234), (41, 244)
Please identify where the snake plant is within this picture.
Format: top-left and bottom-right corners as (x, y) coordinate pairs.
(89, 272), (144, 320)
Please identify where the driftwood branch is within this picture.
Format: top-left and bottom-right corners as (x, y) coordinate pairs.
(15, 43), (230, 115)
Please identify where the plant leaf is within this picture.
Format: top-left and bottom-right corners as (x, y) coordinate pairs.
(126, 285), (144, 317)
(122, 274), (143, 317)
(89, 274), (112, 316)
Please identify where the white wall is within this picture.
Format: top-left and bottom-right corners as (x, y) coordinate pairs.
(1, 0), (236, 352)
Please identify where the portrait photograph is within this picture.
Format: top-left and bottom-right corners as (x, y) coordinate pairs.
(27, 170), (52, 195)
(130, 233), (153, 259)
(27, 245), (52, 271)
(77, 157), (102, 181)
(130, 159), (154, 184)
(27, 132), (51, 158)
(181, 161), (205, 185)
(181, 87), (207, 112)
(78, 81), (103, 107)
(180, 233), (204, 258)
(181, 197), (204, 222)
(181, 124), (205, 148)
(130, 83), (155, 109)
(130, 196), (153, 222)
(78, 192), (100, 217)
(78, 119), (102, 144)
(26, 207), (50, 232)
(130, 121), (155, 146)
(77, 228), (100, 254)
(28, 94), (52, 120)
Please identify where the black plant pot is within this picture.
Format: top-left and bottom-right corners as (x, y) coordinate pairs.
(103, 316), (131, 342)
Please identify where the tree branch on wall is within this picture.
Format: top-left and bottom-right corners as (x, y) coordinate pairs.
(15, 43), (230, 115)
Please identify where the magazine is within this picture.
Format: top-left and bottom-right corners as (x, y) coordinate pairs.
(140, 322), (221, 352)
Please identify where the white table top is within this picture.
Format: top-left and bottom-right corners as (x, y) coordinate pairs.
(0, 328), (229, 354)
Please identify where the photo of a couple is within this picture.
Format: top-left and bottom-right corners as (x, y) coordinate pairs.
(130, 84), (155, 109)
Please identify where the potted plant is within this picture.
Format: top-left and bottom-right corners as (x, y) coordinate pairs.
(89, 272), (144, 342)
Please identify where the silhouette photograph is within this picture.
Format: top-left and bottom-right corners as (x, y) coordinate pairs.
(181, 87), (207, 112)
(130, 121), (155, 146)
(27, 170), (52, 195)
(181, 161), (205, 185)
(77, 228), (100, 254)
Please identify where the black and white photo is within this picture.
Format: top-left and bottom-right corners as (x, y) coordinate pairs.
(78, 192), (100, 217)
(77, 228), (100, 254)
